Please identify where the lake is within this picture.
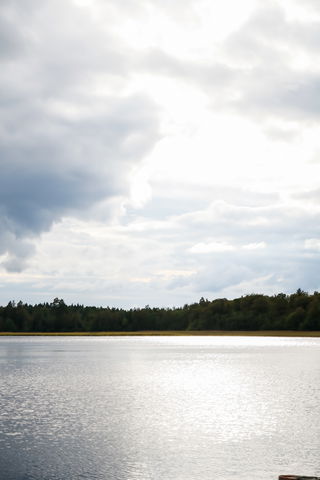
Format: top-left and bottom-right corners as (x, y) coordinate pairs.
(0, 336), (319, 480)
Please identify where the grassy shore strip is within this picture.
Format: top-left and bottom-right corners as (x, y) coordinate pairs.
(1, 330), (320, 337)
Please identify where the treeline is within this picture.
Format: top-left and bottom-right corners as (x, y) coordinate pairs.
(0, 289), (320, 332)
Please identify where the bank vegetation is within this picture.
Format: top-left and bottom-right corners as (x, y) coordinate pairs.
(1, 289), (320, 333)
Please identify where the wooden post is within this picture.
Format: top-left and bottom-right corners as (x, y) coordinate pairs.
(279, 476), (320, 480)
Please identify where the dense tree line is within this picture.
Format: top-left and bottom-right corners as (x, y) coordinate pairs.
(0, 290), (320, 332)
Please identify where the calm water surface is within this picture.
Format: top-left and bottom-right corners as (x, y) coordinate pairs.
(0, 336), (319, 480)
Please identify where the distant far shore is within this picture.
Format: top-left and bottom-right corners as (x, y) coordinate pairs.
(1, 330), (320, 337)
(2, 291), (320, 333)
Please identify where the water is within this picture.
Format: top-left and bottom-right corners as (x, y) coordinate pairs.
(0, 336), (319, 480)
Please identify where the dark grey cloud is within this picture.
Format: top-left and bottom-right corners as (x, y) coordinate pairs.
(0, 15), (25, 59)
(0, 0), (159, 270)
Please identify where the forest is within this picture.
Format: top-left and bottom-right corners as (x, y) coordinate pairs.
(0, 289), (320, 332)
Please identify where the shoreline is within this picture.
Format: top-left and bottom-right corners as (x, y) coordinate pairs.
(0, 330), (320, 337)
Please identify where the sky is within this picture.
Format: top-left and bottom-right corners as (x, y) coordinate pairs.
(1, 0), (320, 308)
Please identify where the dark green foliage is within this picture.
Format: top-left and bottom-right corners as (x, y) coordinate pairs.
(0, 290), (319, 332)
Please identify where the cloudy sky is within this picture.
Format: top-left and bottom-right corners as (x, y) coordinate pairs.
(1, 0), (320, 308)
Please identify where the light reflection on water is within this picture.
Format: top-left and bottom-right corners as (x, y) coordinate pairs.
(0, 336), (320, 480)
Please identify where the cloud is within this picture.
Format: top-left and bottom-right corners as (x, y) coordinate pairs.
(189, 241), (235, 254)
(3, 190), (320, 307)
(0, 0), (159, 270)
(187, 241), (267, 254)
(0, 13), (26, 59)
(2, 0), (320, 306)
(155, 197), (320, 298)
(304, 239), (320, 251)
(217, 5), (320, 122)
(138, 3), (320, 126)
(141, 48), (232, 89)
(242, 242), (266, 251)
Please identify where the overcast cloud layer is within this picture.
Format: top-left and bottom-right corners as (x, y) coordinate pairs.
(1, 0), (320, 307)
